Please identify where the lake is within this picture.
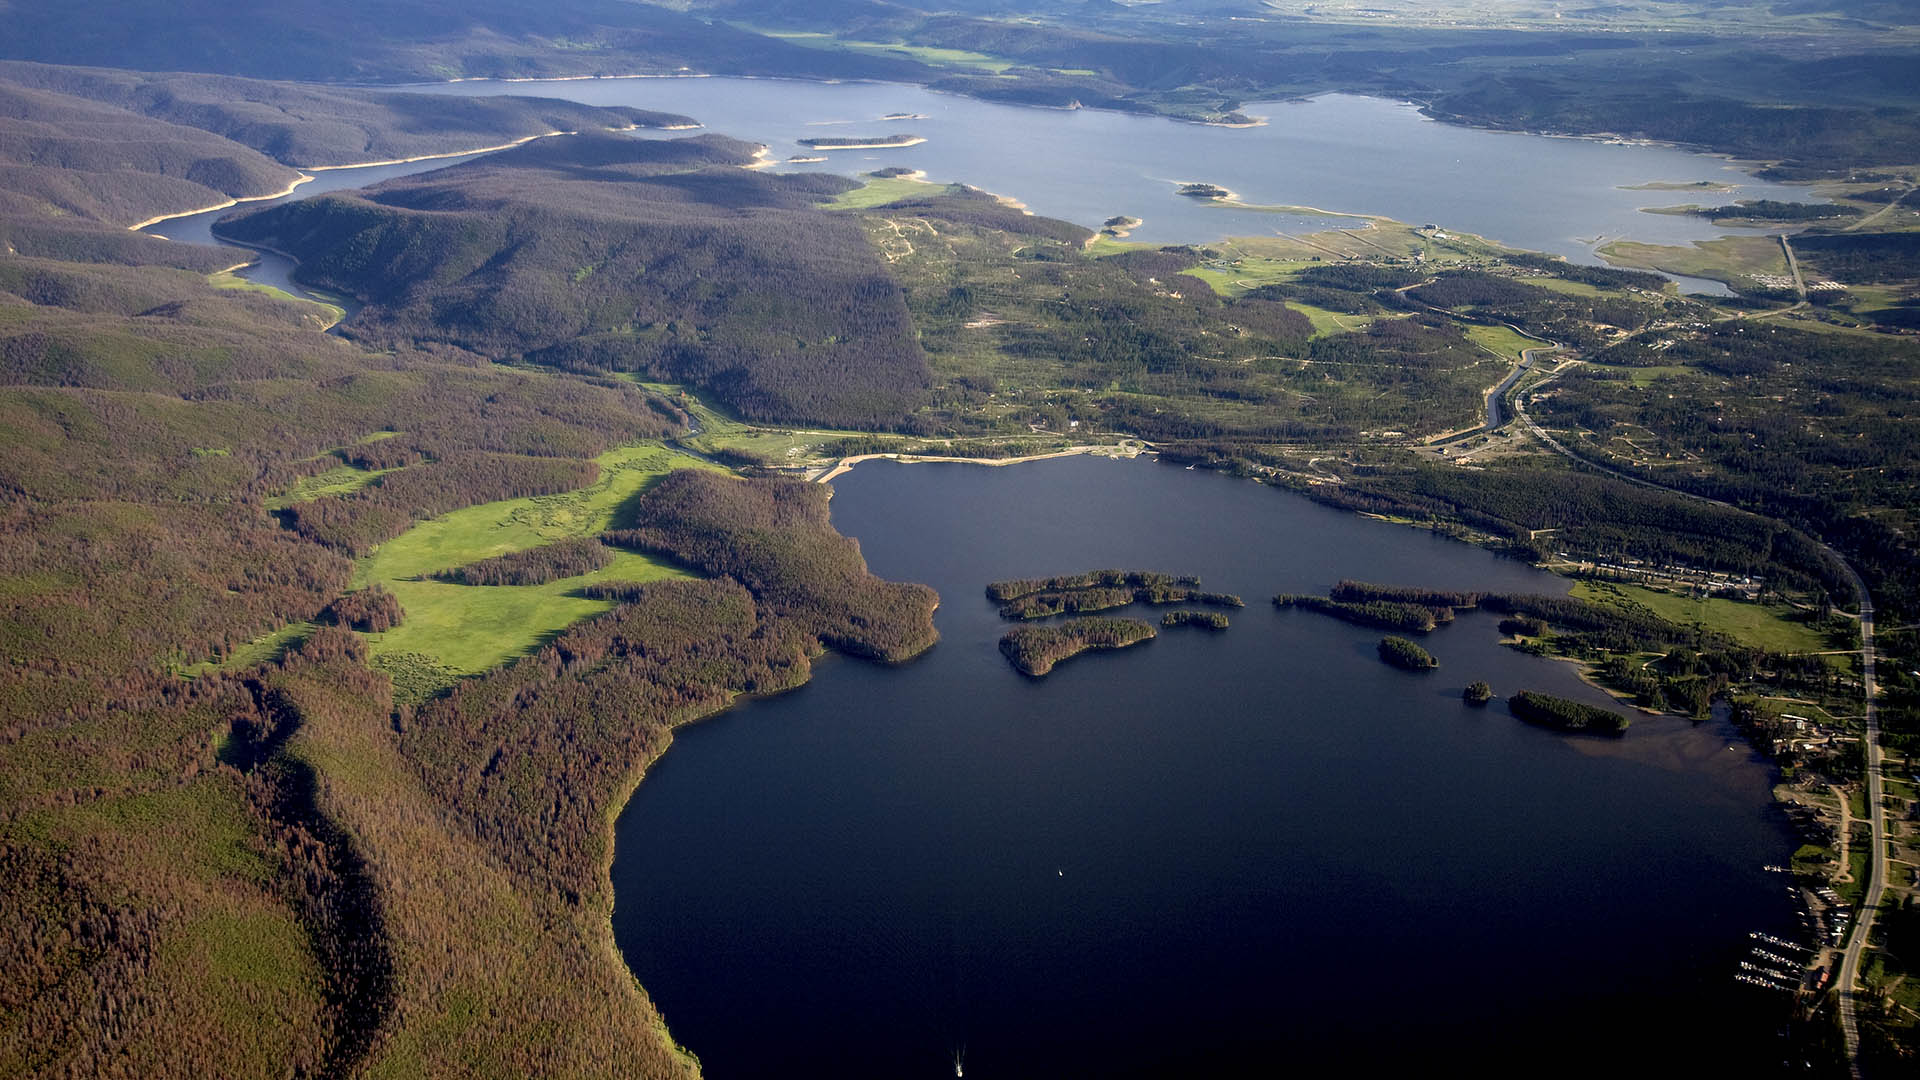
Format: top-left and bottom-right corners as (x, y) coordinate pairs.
(414, 77), (1813, 287)
(156, 78), (1821, 299)
(611, 455), (1800, 1078)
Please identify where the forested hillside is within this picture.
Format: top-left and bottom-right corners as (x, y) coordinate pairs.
(218, 132), (932, 428)
(0, 88), (945, 1078)
(0, 61), (697, 168)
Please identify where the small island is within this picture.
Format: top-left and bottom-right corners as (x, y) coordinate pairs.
(1509, 690), (1631, 737)
(1377, 635), (1437, 670)
(990, 569), (1199, 603)
(1463, 681), (1494, 706)
(1002, 585), (1241, 620)
(1176, 182), (1233, 200)
(787, 154), (828, 163)
(1163, 610), (1229, 630)
(1619, 180), (1737, 192)
(1273, 594), (1444, 633)
(1101, 215), (1143, 238)
(993, 569), (1240, 620)
(798, 134), (927, 150)
(1000, 617), (1157, 676)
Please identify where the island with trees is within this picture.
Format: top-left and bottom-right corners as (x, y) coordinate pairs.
(1508, 690), (1632, 736)
(1001, 583), (1243, 620)
(1272, 593), (1446, 633)
(797, 133), (926, 149)
(1378, 635), (1437, 670)
(1163, 610), (1230, 630)
(988, 569), (1200, 603)
(1000, 617), (1157, 676)
(1464, 681), (1495, 705)
(1176, 182), (1232, 200)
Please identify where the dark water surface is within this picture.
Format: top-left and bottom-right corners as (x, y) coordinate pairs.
(612, 456), (1797, 1078)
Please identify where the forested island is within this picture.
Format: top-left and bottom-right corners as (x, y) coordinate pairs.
(1001, 585), (1242, 620)
(1273, 593), (1450, 633)
(1378, 635), (1437, 670)
(1176, 182), (1232, 200)
(797, 133), (926, 149)
(1164, 610), (1229, 630)
(1509, 690), (1632, 736)
(1000, 617), (1157, 676)
(1464, 681), (1495, 706)
(989, 569), (1200, 603)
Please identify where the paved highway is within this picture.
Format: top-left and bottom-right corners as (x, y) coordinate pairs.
(1512, 363), (1887, 1077)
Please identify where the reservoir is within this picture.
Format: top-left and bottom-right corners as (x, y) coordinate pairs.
(611, 455), (1798, 1077)
(156, 80), (1812, 298)
(416, 77), (1815, 275)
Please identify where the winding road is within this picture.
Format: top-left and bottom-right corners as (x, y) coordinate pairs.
(1511, 361), (1887, 1076)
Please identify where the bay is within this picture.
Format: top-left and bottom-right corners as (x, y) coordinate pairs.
(612, 456), (1799, 1078)
(419, 77), (1813, 284)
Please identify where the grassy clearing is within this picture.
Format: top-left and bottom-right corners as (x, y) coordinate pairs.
(1597, 363), (1696, 387)
(354, 444), (710, 586)
(266, 463), (401, 510)
(826, 175), (957, 210)
(1179, 253), (1317, 295)
(367, 550), (683, 674)
(351, 443), (719, 673)
(181, 621), (315, 676)
(1464, 323), (1537, 362)
(753, 29), (1016, 72)
(645, 380), (899, 465)
(1529, 277), (1608, 298)
(1840, 849), (1870, 906)
(1572, 580), (1830, 653)
(1599, 235), (1789, 284)
(1081, 234), (1157, 256)
(208, 269), (345, 326)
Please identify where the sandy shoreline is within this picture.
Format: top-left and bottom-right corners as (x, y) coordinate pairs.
(799, 136), (928, 150)
(302, 129), (572, 172)
(127, 173), (316, 231)
(128, 129), (592, 231)
(810, 443), (1145, 483)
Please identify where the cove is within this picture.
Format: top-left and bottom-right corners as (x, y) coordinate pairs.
(416, 77), (1816, 278)
(611, 455), (1798, 1078)
(138, 151), (496, 307)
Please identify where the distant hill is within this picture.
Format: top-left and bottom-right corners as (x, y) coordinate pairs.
(218, 132), (932, 429)
(0, 0), (934, 84)
(0, 61), (697, 167)
(0, 81), (302, 226)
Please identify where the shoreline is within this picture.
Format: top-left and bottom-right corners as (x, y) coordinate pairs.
(128, 128), (597, 233)
(798, 136), (928, 150)
(395, 74), (1804, 199)
(810, 442), (1146, 483)
(201, 231), (355, 330)
(300, 128), (572, 171)
(127, 172), (315, 231)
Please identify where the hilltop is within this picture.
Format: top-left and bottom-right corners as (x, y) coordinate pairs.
(217, 132), (932, 429)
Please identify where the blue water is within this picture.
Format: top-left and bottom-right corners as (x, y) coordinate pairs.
(418, 77), (1809, 280)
